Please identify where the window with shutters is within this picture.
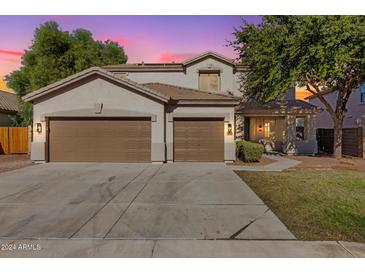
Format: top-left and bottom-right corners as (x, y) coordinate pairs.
(199, 72), (220, 92)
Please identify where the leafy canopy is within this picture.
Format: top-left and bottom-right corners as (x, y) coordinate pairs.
(231, 16), (365, 102)
(6, 21), (128, 125)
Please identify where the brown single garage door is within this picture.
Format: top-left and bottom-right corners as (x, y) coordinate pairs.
(174, 118), (224, 161)
(48, 118), (151, 162)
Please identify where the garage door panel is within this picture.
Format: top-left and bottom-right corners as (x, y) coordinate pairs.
(174, 119), (224, 161)
(49, 119), (151, 162)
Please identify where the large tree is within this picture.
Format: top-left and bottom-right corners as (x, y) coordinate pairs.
(6, 21), (128, 125)
(231, 16), (365, 158)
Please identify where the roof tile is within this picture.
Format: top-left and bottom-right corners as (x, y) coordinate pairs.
(0, 90), (18, 112)
(143, 82), (238, 101)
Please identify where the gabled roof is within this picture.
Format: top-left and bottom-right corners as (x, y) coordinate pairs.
(182, 51), (235, 66)
(22, 67), (170, 103)
(0, 90), (18, 112)
(103, 51), (247, 72)
(22, 67), (239, 105)
(143, 82), (239, 102)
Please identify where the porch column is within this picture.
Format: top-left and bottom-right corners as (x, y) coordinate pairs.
(235, 113), (245, 140)
(306, 114), (317, 141)
(283, 114), (297, 154)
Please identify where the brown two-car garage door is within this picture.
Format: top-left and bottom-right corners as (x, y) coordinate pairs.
(48, 118), (151, 162)
(174, 118), (224, 161)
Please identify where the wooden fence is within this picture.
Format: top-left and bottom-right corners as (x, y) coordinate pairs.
(0, 127), (29, 154)
(317, 128), (334, 154)
(317, 127), (364, 158)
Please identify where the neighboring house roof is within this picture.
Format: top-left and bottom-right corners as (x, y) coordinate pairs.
(0, 90), (18, 113)
(103, 51), (248, 72)
(22, 67), (239, 105)
(305, 90), (333, 100)
(236, 100), (322, 114)
(143, 83), (239, 102)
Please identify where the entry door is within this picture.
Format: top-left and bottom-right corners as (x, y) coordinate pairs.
(48, 118), (151, 162)
(173, 118), (224, 161)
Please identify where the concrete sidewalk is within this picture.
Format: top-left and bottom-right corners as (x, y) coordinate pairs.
(0, 239), (363, 258)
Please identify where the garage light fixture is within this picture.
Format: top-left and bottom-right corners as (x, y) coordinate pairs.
(36, 123), (42, 133)
(227, 123), (233, 136)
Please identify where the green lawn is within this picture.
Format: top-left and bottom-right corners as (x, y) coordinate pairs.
(235, 170), (365, 242)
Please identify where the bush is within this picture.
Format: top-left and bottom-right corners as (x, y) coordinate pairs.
(236, 140), (264, 162)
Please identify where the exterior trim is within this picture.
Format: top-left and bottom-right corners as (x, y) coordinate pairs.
(40, 108), (157, 122)
(174, 100), (240, 105)
(45, 117), (50, 163)
(168, 112), (231, 122)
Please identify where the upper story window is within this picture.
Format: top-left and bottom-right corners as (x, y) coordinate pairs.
(199, 71), (220, 92)
(360, 83), (365, 103)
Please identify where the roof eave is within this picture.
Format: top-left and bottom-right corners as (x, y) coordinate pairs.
(0, 109), (17, 114)
(236, 107), (322, 115)
(22, 67), (170, 103)
(173, 99), (240, 105)
(106, 67), (184, 72)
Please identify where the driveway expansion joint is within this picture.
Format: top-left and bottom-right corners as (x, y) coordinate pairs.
(151, 240), (158, 258)
(337, 241), (355, 257)
(103, 165), (163, 239)
(68, 165), (150, 239)
(228, 207), (272, 239)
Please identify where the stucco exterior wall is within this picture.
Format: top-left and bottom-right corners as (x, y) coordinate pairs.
(165, 105), (236, 162)
(309, 88), (365, 128)
(119, 57), (243, 97)
(283, 114), (318, 155)
(31, 76), (165, 162)
(0, 112), (13, 126)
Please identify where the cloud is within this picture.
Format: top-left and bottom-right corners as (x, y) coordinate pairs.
(0, 57), (21, 63)
(0, 49), (23, 57)
(157, 52), (197, 63)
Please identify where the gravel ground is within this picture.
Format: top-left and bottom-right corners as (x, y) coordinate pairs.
(0, 154), (35, 173)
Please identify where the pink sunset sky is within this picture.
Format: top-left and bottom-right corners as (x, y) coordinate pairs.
(0, 15), (261, 91)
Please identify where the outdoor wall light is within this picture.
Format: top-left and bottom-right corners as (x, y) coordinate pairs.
(258, 125), (263, 132)
(36, 123), (42, 133)
(227, 123), (233, 136)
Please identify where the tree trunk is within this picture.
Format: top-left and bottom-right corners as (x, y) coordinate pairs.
(333, 118), (343, 158)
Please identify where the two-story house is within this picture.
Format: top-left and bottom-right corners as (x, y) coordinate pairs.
(23, 51), (320, 163)
(308, 84), (365, 129)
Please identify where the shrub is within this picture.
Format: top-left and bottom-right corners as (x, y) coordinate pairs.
(236, 140), (264, 162)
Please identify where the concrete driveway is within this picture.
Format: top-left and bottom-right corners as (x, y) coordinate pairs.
(0, 162), (294, 240)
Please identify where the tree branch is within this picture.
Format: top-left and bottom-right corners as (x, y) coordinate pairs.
(305, 82), (336, 120)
